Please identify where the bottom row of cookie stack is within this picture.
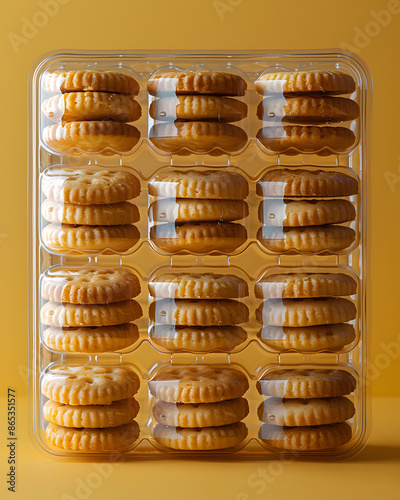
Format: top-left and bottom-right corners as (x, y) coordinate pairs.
(257, 369), (356, 451)
(42, 366), (140, 452)
(149, 366), (249, 450)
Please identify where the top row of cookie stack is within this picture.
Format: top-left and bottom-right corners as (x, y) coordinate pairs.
(41, 68), (358, 156)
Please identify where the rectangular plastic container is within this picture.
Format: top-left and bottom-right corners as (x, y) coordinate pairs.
(28, 50), (372, 459)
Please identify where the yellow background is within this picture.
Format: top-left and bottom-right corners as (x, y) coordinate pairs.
(1, 0), (400, 498)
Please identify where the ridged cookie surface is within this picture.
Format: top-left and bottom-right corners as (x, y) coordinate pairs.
(149, 366), (249, 403)
(42, 365), (140, 405)
(45, 421), (140, 451)
(42, 167), (140, 205)
(149, 298), (249, 326)
(153, 398), (249, 427)
(149, 273), (248, 299)
(257, 369), (356, 399)
(256, 168), (358, 197)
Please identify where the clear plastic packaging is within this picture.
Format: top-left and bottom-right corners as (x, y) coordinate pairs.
(28, 50), (371, 459)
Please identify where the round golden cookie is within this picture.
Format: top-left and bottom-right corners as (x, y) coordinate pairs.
(149, 299), (249, 326)
(258, 199), (356, 227)
(257, 225), (356, 253)
(153, 398), (249, 427)
(43, 121), (140, 155)
(149, 95), (247, 122)
(43, 324), (139, 353)
(42, 167), (140, 205)
(42, 223), (140, 253)
(41, 299), (142, 327)
(254, 70), (356, 96)
(256, 297), (356, 327)
(42, 92), (141, 124)
(42, 266), (140, 304)
(259, 422), (352, 451)
(258, 396), (355, 427)
(150, 222), (247, 253)
(257, 369), (356, 399)
(149, 198), (249, 223)
(150, 325), (247, 352)
(255, 273), (357, 299)
(148, 169), (248, 200)
(256, 168), (359, 198)
(257, 96), (359, 123)
(153, 422), (247, 450)
(42, 365), (140, 405)
(256, 125), (356, 155)
(147, 70), (247, 96)
(258, 324), (356, 352)
(148, 273), (249, 299)
(42, 70), (140, 95)
(149, 366), (249, 403)
(43, 398), (139, 428)
(41, 199), (139, 226)
(45, 421), (140, 452)
(149, 122), (247, 155)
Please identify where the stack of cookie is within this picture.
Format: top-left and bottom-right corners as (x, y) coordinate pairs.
(149, 366), (249, 450)
(41, 166), (141, 254)
(41, 266), (142, 353)
(42, 69), (141, 155)
(255, 69), (359, 155)
(148, 169), (249, 253)
(42, 365), (140, 452)
(256, 168), (359, 253)
(255, 272), (357, 352)
(257, 368), (356, 451)
(148, 273), (249, 352)
(147, 69), (248, 155)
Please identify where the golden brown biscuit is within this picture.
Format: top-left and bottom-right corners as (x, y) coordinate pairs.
(41, 266), (140, 304)
(259, 422), (352, 451)
(41, 199), (139, 226)
(150, 95), (247, 122)
(45, 421), (140, 451)
(43, 324), (139, 353)
(258, 324), (356, 352)
(256, 168), (358, 198)
(42, 223), (140, 253)
(153, 398), (249, 427)
(148, 169), (248, 200)
(254, 273), (357, 299)
(257, 125), (356, 155)
(148, 273), (249, 299)
(257, 225), (356, 253)
(149, 198), (249, 223)
(255, 70), (356, 96)
(149, 299), (249, 326)
(43, 398), (139, 428)
(257, 369), (356, 399)
(42, 70), (140, 95)
(258, 199), (356, 227)
(150, 222), (247, 253)
(147, 70), (247, 96)
(256, 297), (356, 327)
(42, 92), (141, 124)
(257, 96), (359, 123)
(42, 167), (140, 205)
(42, 365), (140, 405)
(258, 397), (355, 426)
(149, 366), (249, 403)
(41, 300), (142, 327)
(153, 422), (248, 450)
(43, 121), (140, 155)
(150, 121), (247, 155)
(150, 325), (247, 352)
